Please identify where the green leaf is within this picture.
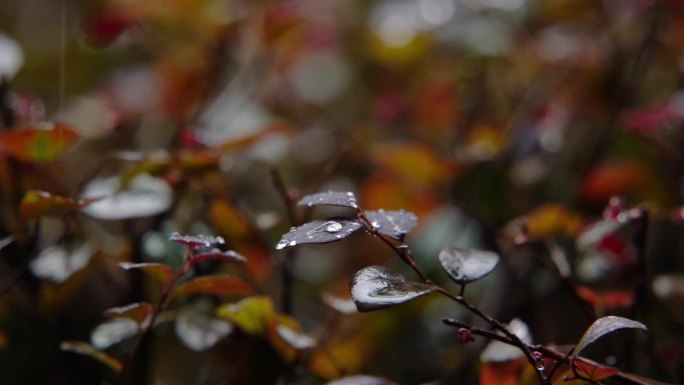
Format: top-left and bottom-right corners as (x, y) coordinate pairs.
(216, 296), (274, 335)
(60, 341), (123, 373)
(0, 122), (79, 162)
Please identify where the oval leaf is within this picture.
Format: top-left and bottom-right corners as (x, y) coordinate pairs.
(175, 306), (233, 352)
(118, 262), (173, 286)
(0, 122), (79, 162)
(60, 341), (123, 373)
(103, 302), (152, 325)
(190, 249), (247, 265)
(216, 296), (275, 335)
(276, 219), (362, 250)
(174, 275), (253, 297)
(438, 246), (499, 284)
(169, 232), (225, 249)
(350, 266), (435, 312)
(298, 191), (358, 209)
(325, 375), (398, 385)
(364, 209), (418, 240)
(30, 243), (94, 283)
(81, 173), (172, 220)
(276, 324), (316, 350)
(90, 318), (139, 349)
(572, 316), (647, 360)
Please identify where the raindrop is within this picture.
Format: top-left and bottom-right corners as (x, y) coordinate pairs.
(536, 361), (545, 372)
(371, 221), (380, 228)
(288, 240), (297, 246)
(276, 241), (288, 250)
(325, 221), (343, 233)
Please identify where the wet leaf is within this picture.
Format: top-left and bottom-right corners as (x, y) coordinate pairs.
(174, 276), (253, 297)
(325, 375), (398, 385)
(321, 292), (358, 314)
(275, 219), (362, 250)
(576, 219), (626, 251)
(364, 209), (418, 240)
(81, 173), (173, 220)
(60, 341), (123, 373)
(438, 246), (499, 284)
(90, 318), (139, 349)
(103, 302), (152, 325)
(169, 232), (225, 249)
(571, 316), (647, 360)
(573, 358), (619, 380)
(190, 249), (247, 265)
(276, 324), (316, 350)
(118, 262), (173, 286)
(30, 243), (94, 283)
(175, 306), (233, 352)
(350, 266), (435, 312)
(0, 122), (79, 162)
(481, 319), (532, 363)
(298, 191), (359, 209)
(19, 190), (97, 220)
(216, 296), (275, 335)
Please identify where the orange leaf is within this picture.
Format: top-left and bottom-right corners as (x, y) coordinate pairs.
(19, 190), (96, 220)
(174, 275), (253, 297)
(574, 358), (620, 380)
(103, 302), (152, 325)
(118, 262), (173, 286)
(0, 122), (79, 162)
(524, 204), (583, 239)
(479, 359), (526, 385)
(581, 161), (649, 202)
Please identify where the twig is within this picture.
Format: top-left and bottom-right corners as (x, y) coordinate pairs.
(270, 167), (298, 315)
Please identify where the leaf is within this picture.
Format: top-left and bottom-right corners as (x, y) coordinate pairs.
(103, 302), (152, 325)
(60, 341), (123, 373)
(19, 190), (97, 219)
(175, 305), (233, 352)
(350, 266), (435, 312)
(30, 243), (94, 283)
(479, 359), (526, 385)
(0, 122), (79, 162)
(321, 292), (358, 314)
(174, 276), (253, 297)
(576, 219), (626, 251)
(169, 232), (225, 249)
(571, 316), (647, 360)
(325, 375), (398, 385)
(276, 324), (316, 350)
(190, 249), (247, 265)
(524, 204), (583, 239)
(298, 191), (359, 209)
(216, 296), (275, 335)
(438, 246), (499, 284)
(480, 319), (532, 363)
(118, 262), (173, 286)
(80, 173), (173, 220)
(275, 218), (362, 250)
(581, 161), (649, 202)
(573, 359), (619, 380)
(90, 318), (139, 349)
(364, 209), (418, 240)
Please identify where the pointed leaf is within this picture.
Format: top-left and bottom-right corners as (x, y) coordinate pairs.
(350, 266), (435, 312)
(19, 190), (97, 219)
(276, 219), (362, 250)
(90, 318), (139, 349)
(298, 191), (359, 209)
(169, 232), (225, 249)
(276, 324), (316, 350)
(175, 306), (233, 352)
(325, 375), (398, 385)
(190, 249), (247, 265)
(216, 296), (275, 335)
(118, 262), (173, 286)
(0, 122), (79, 162)
(573, 358), (619, 380)
(60, 341), (123, 373)
(576, 219), (626, 251)
(571, 316), (647, 360)
(438, 246), (499, 284)
(321, 292), (358, 314)
(174, 275), (253, 297)
(364, 209), (418, 240)
(103, 302), (152, 325)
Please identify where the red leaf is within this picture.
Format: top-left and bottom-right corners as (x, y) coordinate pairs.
(118, 262), (173, 286)
(0, 123), (79, 162)
(103, 302), (152, 325)
(574, 358), (619, 380)
(581, 161), (648, 203)
(190, 249), (246, 265)
(168, 232), (225, 249)
(173, 276), (253, 297)
(479, 359), (525, 385)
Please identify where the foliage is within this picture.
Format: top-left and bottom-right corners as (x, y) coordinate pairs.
(1, 1), (684, 385)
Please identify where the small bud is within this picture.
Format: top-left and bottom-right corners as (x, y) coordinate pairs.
(603, 196), (625, 220)
(457, 328), (474, 343)
(532, 351), (543, 360)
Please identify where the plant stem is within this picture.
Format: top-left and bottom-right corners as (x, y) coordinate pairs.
(270, 168), (297, 315)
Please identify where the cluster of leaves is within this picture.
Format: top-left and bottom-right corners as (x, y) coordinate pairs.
(1, 0), (684, 385)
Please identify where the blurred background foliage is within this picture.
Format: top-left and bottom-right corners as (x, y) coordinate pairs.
(0, 0), (683, 384)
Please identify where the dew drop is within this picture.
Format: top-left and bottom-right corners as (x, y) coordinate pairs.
(276, 241), (287, 250)
(325, 221), (343, 233)
(371, 221), (380, 228)
(346, 192), (354, 196)
(536, 361), (545, 372)
(289, 240), (297, 246)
